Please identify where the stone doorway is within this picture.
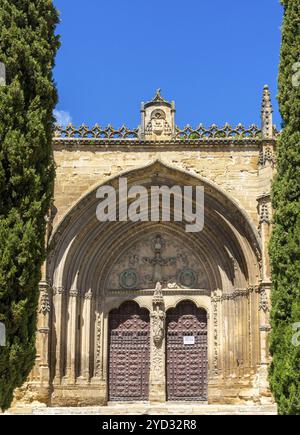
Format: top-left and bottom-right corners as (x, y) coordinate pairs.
(166, 301), (208, 401)
(108, 301), (150, 402)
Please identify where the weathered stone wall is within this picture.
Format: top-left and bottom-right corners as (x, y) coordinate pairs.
(52, 143), (271, 229)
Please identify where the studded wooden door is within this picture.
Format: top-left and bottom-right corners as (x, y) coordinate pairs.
(108, 301), (150, 402)
(166, 301), (208, 401)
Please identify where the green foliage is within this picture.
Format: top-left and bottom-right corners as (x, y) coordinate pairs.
(269, 0), (300, 415)
(0, 0), (59, 410)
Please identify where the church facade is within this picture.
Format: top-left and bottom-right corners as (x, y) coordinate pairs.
(17, 89), (277, 407)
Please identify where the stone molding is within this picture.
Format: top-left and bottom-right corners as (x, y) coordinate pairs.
(211, 286), (260, 302)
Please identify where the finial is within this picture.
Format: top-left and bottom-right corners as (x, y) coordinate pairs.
(261, 85), (273, 139)
(152, 88), (168, 104)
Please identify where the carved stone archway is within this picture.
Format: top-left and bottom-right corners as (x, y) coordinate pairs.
(34, 160), (264, 406)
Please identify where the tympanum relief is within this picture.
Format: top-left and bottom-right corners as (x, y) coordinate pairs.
(106, 234), (209, 291)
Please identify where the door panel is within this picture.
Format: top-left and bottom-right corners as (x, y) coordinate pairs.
(166, 301), (208, 401)
(108, 301), (150, 401)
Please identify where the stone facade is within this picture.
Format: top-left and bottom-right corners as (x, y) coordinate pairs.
(16, 89), (277, 407)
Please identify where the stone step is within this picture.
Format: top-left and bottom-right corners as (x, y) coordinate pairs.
(4, 404), (278, 415)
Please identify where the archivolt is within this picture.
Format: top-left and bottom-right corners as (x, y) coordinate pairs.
(47, 160), (262, 295)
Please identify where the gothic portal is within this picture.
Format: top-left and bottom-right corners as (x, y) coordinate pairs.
(19, 89), (277, 407)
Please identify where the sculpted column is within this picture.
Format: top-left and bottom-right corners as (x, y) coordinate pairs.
(91, 297), (107, 406)
(149, 282), (166, 403)
(37, 282), (51, 385)
(257, 194), (273, 402)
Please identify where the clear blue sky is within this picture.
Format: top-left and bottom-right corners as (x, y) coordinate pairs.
(53, 0), (283, 129)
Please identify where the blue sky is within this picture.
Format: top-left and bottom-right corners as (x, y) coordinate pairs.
(53, 0), (283, 129)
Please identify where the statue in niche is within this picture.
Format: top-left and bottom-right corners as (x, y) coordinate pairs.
(151, 282), (165, 346)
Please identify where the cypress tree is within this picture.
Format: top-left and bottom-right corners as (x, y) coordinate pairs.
(269, 0), (300, 415)
(0, 0), (59, 411)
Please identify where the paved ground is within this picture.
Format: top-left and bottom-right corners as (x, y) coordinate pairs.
(4, 403), (277, 415)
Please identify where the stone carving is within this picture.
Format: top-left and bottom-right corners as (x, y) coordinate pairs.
(94, 312), (102, 378)
(212, 290), (222, 375)
(261, 85), (273, 139)
(259, 289), (269, 313)
(259, 202), (270, 225)
(260, 325), (271, 332)
(151, 340), (164, 379)
(211, 287), (259, 302)
(176, 123), (262, 140)
(257, 195), (271, 227)
(54, 124), (139, 139)
(54, 122), (263, 141)
(145, 108), (172, 137)
(128, 253), (139, 266)
(167, 282), (182, 290)
(84, 290), (93, 300)
(39, 290), (51, 316)
(109, 234), (205, 291)
(150, 283), (166, 381)
(177, 268), (197, 288)
(69, 288), (79, 298)
(259, 147), (276, 167)
(52, 286), (64, 296)
(141, 89), (175, 141)
(143, 235), (177, 283)
(213, 300), (219, 374)
(119, 269), (139, 290)
(151, 282), (165, 346)
(152, 310), (165, 346)
(54, 85), (263, 144)
(153, 281), (163, 303)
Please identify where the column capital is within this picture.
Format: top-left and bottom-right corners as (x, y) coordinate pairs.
(53, 286), (65, 296)
(69, 288), (80, 298)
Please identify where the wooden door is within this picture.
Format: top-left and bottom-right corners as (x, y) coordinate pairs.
(166, 301), (208, 401)
(108, 301), (150, 401)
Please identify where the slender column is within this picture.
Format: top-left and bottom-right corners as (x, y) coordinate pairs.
(257, 195), (273, 401)
(65, 288), (79, 384)
(102, 312), (109, 384)
(149, 283), (166, 403)
(91, 298), (107, 405)
(37, 281), (51, 386)
(80, 290), (92, 380)
(211, 290), (222, 377)
(257, 195), (272, 364)
(53, 286), (65, 384)
(92, 312), (102, 380)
